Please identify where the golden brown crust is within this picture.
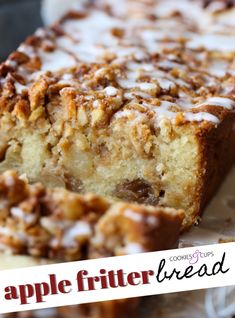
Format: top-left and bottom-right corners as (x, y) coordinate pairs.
(195, 112), (235, 224)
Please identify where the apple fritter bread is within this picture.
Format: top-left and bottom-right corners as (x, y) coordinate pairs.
(0, 0), (235, 228)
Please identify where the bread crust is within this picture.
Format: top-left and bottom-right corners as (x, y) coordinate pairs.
(195, 112), (235, 226)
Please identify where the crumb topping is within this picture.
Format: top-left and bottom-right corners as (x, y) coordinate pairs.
(0, 1), (235, 128)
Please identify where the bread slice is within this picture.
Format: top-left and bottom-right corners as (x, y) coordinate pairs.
(0, 170), (183, 259)
(0, 170), (184, 318)
(0, 2), (234, 231)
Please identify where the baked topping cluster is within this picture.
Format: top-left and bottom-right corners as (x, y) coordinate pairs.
(0, 1), (235, 130)
(0, 171), (183, 261)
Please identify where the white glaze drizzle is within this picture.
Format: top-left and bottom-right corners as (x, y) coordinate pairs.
(1, 2), (234, 126)
(62, 221), (92, 248)
(124, 209), (143, 222)
(104, 86), (118, 96)
(124, 243), (144, 254)
(196, 97), (235, 110)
